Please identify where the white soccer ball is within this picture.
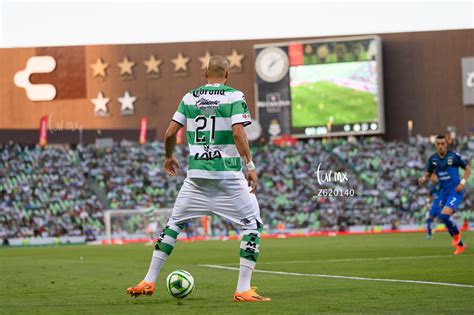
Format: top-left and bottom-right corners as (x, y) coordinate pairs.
(166, 270), (195, 298)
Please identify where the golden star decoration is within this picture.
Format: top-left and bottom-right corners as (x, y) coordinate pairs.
(117, 56), (136, 75)
(226, 49), (244, 69)
(90, 58), (108, 78)
(171, 52), (190, 72)
(143, 55), (162, 74)
(198, 50), (212, 70)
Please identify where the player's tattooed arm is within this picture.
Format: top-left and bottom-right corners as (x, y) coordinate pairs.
(232, 124), (251, 163)
(232, 123), (258, 193)
(163, 121), (183, 176)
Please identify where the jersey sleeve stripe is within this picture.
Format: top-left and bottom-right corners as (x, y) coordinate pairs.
(231, 113), (251, 126)
(172, 111), (186, 125)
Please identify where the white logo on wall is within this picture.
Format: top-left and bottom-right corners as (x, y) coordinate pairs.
(245, 121), (262, 141)
(14, 56), (57, 101)
(461, 57), (474, 105)
(467, 72), (474, 88)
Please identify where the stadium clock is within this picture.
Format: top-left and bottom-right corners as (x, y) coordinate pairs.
(255, 47), (289, 82)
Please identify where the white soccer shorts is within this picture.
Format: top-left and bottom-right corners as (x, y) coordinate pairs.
(168, 177), (263, 229)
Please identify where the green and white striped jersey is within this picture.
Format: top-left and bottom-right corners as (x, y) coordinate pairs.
(172, 84), (251, 179)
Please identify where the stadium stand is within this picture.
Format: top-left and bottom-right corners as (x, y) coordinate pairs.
(1, 136), (472, 239)
(0, 143), (104, 238)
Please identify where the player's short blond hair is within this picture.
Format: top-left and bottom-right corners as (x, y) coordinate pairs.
(207, 56), (229, 78)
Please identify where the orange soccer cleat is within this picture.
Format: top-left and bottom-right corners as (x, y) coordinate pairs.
(452, 233), (462, 247)
(233, 286), (271, 302)
(127, 280), (155, 298)
(453, 244), (467, 255)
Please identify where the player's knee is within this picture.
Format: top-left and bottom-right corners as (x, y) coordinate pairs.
(439, 213), (451, 224)
(441, 206), (453, 215)
(167, 218), (186, 231)
(240, 218), (264, 232)
(256, 220), (264, 233)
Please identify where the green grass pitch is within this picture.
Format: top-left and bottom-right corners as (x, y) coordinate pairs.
(1, 232), (473, 314)
(291, 81), (378, 127)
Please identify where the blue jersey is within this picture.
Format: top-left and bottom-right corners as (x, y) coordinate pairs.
(426, 151), (467, 196)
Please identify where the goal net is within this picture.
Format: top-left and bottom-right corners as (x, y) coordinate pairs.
(103, 208), (172, 244)
(102, 208), (214, 244)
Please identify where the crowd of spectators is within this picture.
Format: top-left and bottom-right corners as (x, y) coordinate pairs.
(78, 141), (187, 210)
(1, 136), (472, 239)
(0, 144), (104, 239)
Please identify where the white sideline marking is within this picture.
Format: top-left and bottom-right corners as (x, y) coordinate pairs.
(199, 264), (474, 288)
(214, 254), (474, 266)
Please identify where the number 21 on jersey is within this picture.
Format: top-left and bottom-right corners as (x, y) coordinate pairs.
(194, 115), (216, 143)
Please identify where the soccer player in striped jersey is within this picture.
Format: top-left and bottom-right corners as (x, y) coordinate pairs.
(127, 56), (271, 302)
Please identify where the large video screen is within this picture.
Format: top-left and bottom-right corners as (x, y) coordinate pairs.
(290, 60), (378, 129)
(254, 36), (384, 139)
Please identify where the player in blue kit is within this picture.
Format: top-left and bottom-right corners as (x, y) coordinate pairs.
(419, 135), (471, 255)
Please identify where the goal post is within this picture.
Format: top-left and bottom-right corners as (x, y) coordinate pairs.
(103, 207), (173, 244)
